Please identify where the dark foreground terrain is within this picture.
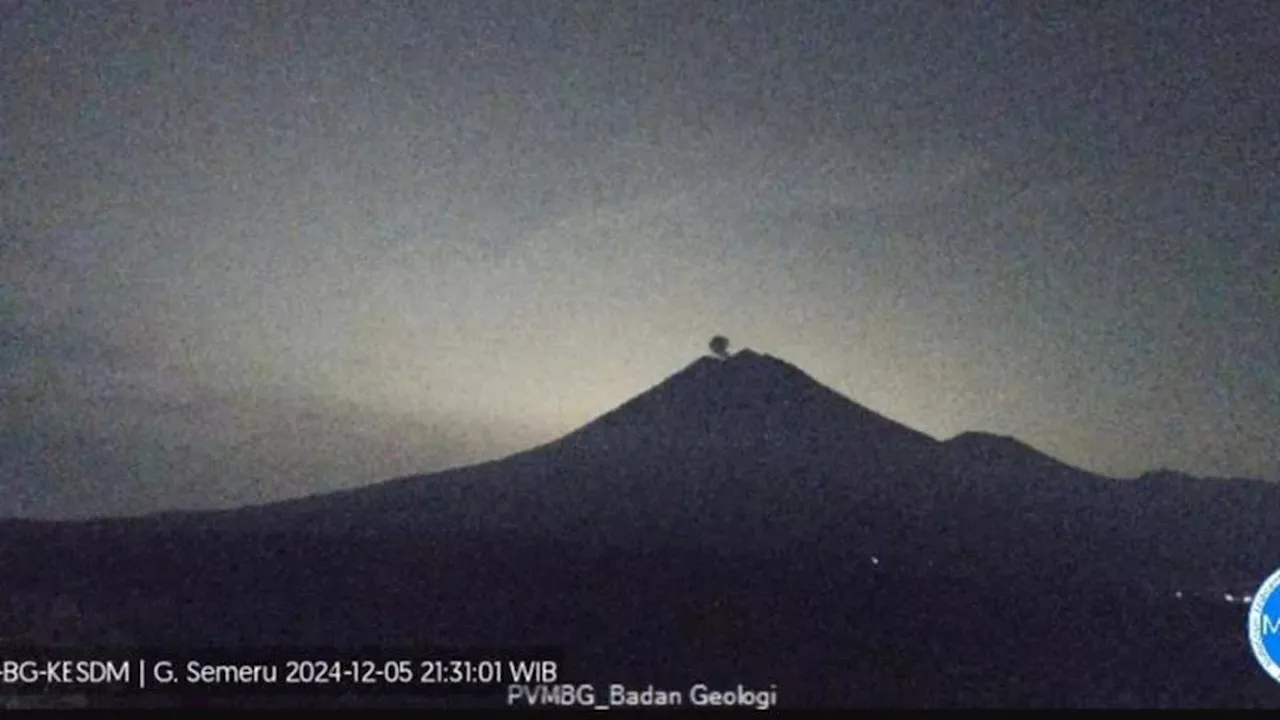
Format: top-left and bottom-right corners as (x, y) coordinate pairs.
(2, 350), (1278, 708)
(0, 527), (1274, 708)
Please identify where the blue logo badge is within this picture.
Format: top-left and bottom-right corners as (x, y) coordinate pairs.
(1248, 568), (1280, 684)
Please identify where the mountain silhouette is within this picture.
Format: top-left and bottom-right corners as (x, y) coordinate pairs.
(215, 348), (943, 546)
(2, 347), (1279, 708)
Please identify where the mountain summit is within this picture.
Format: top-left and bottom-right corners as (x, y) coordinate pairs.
(552, 347), (937, 460)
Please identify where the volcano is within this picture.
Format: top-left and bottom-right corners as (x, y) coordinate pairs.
(2, 347), (1279, 708)
(204, 347), (945, 551)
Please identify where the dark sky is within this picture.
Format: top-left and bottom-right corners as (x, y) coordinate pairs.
(2, 0), (1277, 519)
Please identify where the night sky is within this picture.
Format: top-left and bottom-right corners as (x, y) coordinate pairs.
(2, 0), (1277, 519)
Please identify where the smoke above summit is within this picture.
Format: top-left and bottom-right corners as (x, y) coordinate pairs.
(709, 336), (731, 359)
